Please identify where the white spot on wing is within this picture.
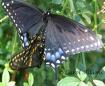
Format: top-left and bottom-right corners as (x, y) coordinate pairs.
(76, 47), (79, 50)
(21, 36), (23, 40)
(9, 12), (11, 15)
(11, 16), (13, 19)
(78, 39), (80, 42)
(66, 50), (70, 53)
(90, 36), (94, 41)
(90, 44), (93, 47)
(56, 60), (60, 64)
(82, 39), (85, 41)
(14, 13), (16, 15)
(84, 29), (88, 32)
(86, 45), (89, 48)
(94, 43), (97, 46)
(11, 1), (14, 3)
(13, 19), (15, 22)
(46, 62), (50, 65)
(4, 6), (6, 9)
(51, 63), (55, 68)
(81, 46), (84, 49)
(15, 24), (18, 27)
(22, 43), (24, 47)
(2, 3), (4, 6)
(71, 49), (75, 52)
(6, 3), (10, 6)
(6, 9), (9, 12)
(61, 56), (65, 60)
(69, 42), (71, 45)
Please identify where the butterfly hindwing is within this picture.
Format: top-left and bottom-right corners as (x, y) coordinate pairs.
(45, 14), (103, 68)
(10, 25), (46, 70)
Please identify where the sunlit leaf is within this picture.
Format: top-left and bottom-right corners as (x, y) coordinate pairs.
(8, 81), (15, 86)
(23, 82), (29, 86)
(87, 81), (93, 86)
(79, 82), (88, 86)
(57, 77), (80, 86)
(28, 73), (34, 86)
(93, 80), (105, 86)
(2, 68), (10, 85)
(76, 68), (87, 81)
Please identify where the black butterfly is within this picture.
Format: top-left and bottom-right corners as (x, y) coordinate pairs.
(2, 0), (103, 70)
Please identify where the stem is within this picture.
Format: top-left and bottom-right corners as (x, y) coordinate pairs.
(61, 0), (68, 14)
(82, 53), (86, 71)
(0, 16), (8, 23)
(68, 0), (75, 18)
(11, 30), (17, 55)
(93, 0), (98, 34)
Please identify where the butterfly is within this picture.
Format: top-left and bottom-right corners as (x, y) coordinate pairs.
(2, 0), (103, 70)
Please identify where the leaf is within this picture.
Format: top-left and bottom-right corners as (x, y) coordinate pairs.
(2, 68), (10, 85)
(87, 81), (93, 86)
(23, 82), (29, 86)
(93, 80), (105, 86)
(0, 83), (5, 86)
(8, 81), (15, 86)
(82, 13), (91, 24)
(76, 68), (87, 81)
(52, 0), (63, 4)
(28, 73), (34, 86)
(79, 82), (88, 86)
(57, 77), (80, 86)
(97, 66), (105, 80)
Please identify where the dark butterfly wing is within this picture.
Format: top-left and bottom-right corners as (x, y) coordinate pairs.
(45, 14), (103, 68)
(10, 25), (46, 70)
(2, 0), (44, 47)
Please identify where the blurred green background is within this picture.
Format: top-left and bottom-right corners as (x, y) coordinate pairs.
(0, 0), (105, 86)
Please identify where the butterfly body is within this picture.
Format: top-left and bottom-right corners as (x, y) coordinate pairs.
(2, 0), (103, 69)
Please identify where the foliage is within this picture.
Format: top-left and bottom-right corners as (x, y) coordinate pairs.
(0, 0), (105, 86)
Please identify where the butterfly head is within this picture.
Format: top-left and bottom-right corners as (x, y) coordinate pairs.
(43, 11), (51, 23)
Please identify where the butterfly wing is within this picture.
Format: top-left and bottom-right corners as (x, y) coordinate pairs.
(45, 14), (103, 68)
(10, 24), (46, 70)
(2, 0), (44, 47)
(10, 37), (44, 70)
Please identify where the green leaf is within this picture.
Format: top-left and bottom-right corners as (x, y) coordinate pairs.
(52, 0), (63, 4)
(97, 66), (105, 80)
(2, 68), (10, 85)
(82, 13), (91, 24)
(23, 82), (29, 86)
(57, 77), (80, 86)
(76, 68), (87, 81)
(93, 80), (105, 86)
(28, 73), (34, 86)
(87, 81), (93, 86)
(8, 81), (15, 86)
(79, 82), (88, 86)
(0, 83), (5, 86)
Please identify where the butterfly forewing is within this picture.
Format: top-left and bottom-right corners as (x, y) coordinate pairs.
(2, 0), (44, 42)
